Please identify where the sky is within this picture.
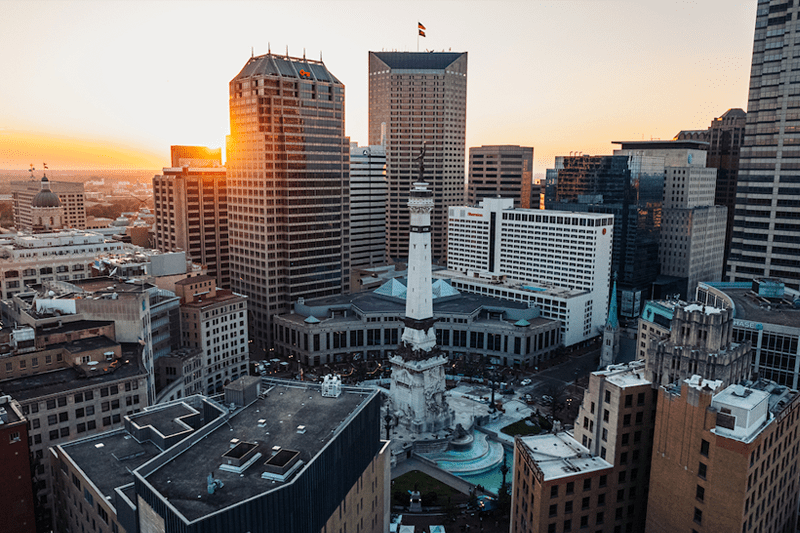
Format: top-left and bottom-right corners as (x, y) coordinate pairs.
(0, 0), (758, 174)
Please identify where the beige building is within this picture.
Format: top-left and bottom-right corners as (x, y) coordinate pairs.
(645, 302), (751, 388)
(174, 275), (249, 394)
(153, 146), (230, 288)
(0, 321), (148, 531)
(512, 361), (657, 533)
(12, 177), (86, 231)
(369, 51), (467, 263)
(647, 377), (800, 533)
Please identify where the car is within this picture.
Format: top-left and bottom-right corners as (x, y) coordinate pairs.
(501, 388), (515, 395)
(541, 395), (553, 406)
(520, 379), (531, 386)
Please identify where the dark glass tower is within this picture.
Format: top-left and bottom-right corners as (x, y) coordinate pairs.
(227, 54), (350, 352)
(547, 154), (664, 317)
(728, 1), (800, 289)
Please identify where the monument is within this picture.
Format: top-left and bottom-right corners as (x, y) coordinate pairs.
(389, 145), (454, 434)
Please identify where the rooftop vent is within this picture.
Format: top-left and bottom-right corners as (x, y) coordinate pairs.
(220, 441), (262, 474)
(261, 448), (303, 482)
(321, 374), (342, 398)
(296, 425), (306, 434)
(207, 473), (224, 495)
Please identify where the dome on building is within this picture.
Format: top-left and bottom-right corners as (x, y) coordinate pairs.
(31, 176), (61, 208)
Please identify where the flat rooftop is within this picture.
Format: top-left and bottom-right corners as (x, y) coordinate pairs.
(519, 432), (612, 482)
(0, 355), (144, 401)
(434, 270), (589, 299)
(596, 361), (651, 388)
(143, 381), (376, 521)
(60, 400), (213, 501)
(723, 287), (800, 329)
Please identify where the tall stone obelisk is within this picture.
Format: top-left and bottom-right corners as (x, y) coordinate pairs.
(389, 145), (453, 434)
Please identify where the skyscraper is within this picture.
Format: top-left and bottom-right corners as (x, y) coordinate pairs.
(547, 154), (664, 317)
(706, 109), (746, 269)
(349, 142), (387, 271)
(369, 51), (467, 263)
(153, 146), (230, 288)
(467, 145), (534, 208)
(728, 2), (800, 289)
(227, 53), (350, 353)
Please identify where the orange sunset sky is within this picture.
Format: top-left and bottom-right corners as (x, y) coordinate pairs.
(1, 0), (758, 174)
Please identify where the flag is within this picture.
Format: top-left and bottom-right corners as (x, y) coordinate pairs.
(43, 163), (48, 169)
(418, 22), (426, 30)
(419, 29), (426, 37)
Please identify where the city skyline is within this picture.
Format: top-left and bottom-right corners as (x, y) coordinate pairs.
(1, 0), (756, 172)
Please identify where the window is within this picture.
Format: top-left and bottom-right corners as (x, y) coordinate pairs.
(86, 405), (94, 416)
(46, 399), (56, 410)
(47, 414), (57, 426)
(618, 471), (626, 483)
(602, 428), (608, 442)
(551, 485), (559, 498)
(700, 439), (710, 457)
(620, 452), (628, 464)
(567, 481), (575, 495)
(604, 391), (611, 403)
(583, 479), (591, 491)
(582, 497), (590, 510)
(58, 412), (68, 423)
(57, 397), (66, 407)
(565, 501), (573, 513)
(693, 507), (702, 524)
(597, 493), (605, 506)
(60, 427), (69, 438)
(549, 504), (558, 517)
(637, 392), (645, 406)
(9, 431), (20, 443)
(563, 518), (572, 532)
(76, 408), (84, 418)
(696, 485), (705, 502)
(698, 462), (707, 479)
(621, 433), (629, 446)
(599, 475), (607, 488)
(635, 412), (643, 425)
(102, 402), (110, 412)
(623, 414), (631, 427)
(624, 394), (632, 407)
(580, 515), (588, 528)
(596, 511), (604, 525)
(603, 410), (609, 422)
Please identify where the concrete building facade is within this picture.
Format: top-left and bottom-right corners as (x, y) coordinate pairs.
(349, 143), (387, 272)
(369, 51), (467, 263)
(12, 178), (85, 231)
(153, 149), (230, 288)
(728, 1), (800, 289)
(0, 395), (35, 533)
(174, 275), (249, 394)
(227, 53), (350, 353)
(467, 145), (534, 209)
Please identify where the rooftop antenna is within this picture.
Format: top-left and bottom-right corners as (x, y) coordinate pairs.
(251, 46), (254, 58)
(42, 162), (48, 178)
(303, 48), (306, 60)
(28, 164), (35, 180)
(285, 45), (289, 58)
(268, 42), (271, 54)
(320, 50), (323, 62)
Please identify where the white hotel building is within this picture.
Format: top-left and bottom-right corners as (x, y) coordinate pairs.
(446, 198), (614, 346)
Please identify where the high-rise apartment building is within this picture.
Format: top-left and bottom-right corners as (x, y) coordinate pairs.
(614, 140), (726, 298)
(0, 396), (35, 533)
(227, 53), (350, 352)
(546, 154), (664, 317)
(728, 1), (800, 289)
(647, 378), (800, 533)
(368, 51), (467, 263)
(706, 109), (746, 269)
(153, 146), (230, 288)
(12, 178), (85, 231)
(467, 145), (534, 208)
(349, 142), (387, 271)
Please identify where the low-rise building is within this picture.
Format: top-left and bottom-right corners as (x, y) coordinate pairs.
(274, 278), (560, 369)
(174, 275), (249, 394)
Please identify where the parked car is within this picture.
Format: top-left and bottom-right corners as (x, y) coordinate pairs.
(520, 378), (531, 386)
(541, 395), (553, 406)
(501, 388), (515, 395)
